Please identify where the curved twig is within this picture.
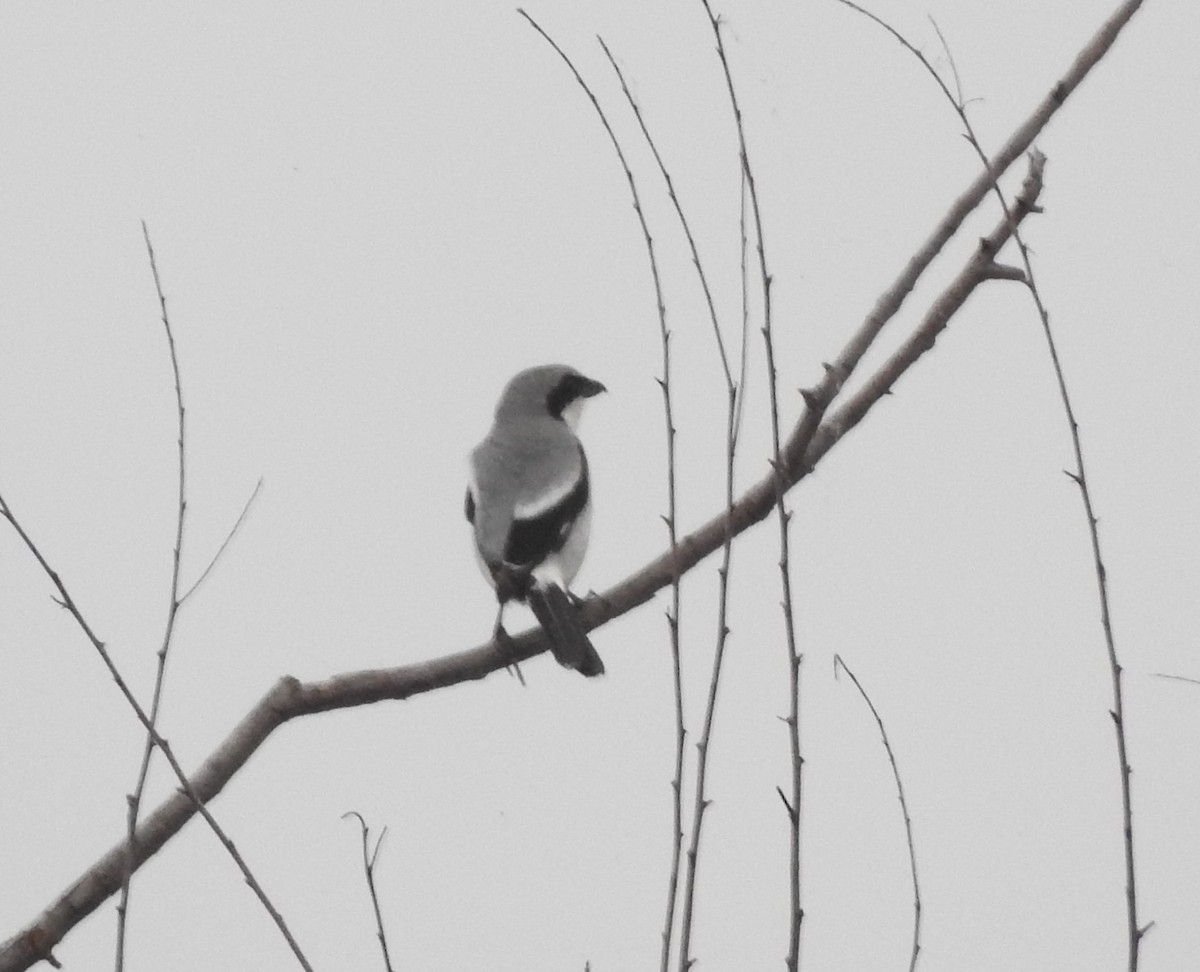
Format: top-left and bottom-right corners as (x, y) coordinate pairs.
(343, 813), (396, 972)
(597, 38), (735, 405)
(180, 477), (264, 605)
(592, 39), (693, 972)
(707, 12), (805, 971)
(674, 3), (748, 962)
(1151, 673), (1200, 688)
(835, 655), (920, 972)
(521, 23), (692, 972)
(835, 6), (1144, 965)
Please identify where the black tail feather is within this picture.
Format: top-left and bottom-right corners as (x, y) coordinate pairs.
(527, 585), (605, 677)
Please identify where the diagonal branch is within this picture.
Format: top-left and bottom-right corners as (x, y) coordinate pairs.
(839, 7), (1146, 964)
(784, 0), (1145, 478)
(0, 148), (1046, 972)
(0, 489), (314, 972)
(0, 0), (1147, 958)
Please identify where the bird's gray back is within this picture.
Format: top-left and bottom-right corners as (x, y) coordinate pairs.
(469, 418), (583, 564)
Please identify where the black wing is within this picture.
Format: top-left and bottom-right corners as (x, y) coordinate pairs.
(503, 447), (589, 569)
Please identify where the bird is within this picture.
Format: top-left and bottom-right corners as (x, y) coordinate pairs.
(466, 364), (606, 677)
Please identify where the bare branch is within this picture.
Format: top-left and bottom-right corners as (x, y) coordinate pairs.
(343, 812), (397, 972)
(0, 492), (314, 969)
(590, 39), (696, 972)
(115, 221), (190, 972)
(0, 485), (315, 972)
(597, 38), (734, 402)
(717, 26), (806, 972)
(786, 0), (1146, 479)
(0, 140), (1048, 972)
(676, 5), (749, 966)
(838, 8), (1144, 963)
(805, 153), (1044, 461)
(1018, 160), (1144, 972)
(518, 27), (690, 971)
(835, 655), (921, 972)
(1151, 673), (1200, 688)
(0, 0), (1145, 959)
(685, 2), (805, 965)
(180, 477), (265, 605)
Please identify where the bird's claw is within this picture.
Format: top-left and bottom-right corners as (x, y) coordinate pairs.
(493, 624), (527, 687)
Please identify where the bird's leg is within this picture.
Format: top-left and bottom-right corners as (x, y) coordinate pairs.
(492, 602), (526, 687)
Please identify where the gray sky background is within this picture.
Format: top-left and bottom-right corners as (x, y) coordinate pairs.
(2, 2), (1198, 970)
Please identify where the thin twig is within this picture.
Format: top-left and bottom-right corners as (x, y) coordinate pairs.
(653, 284), (687, 972)
(676, 314), (738, 972)
(517, 23), (689, 970)
(3, 233), (309, 972)
(676, 5), (758, 969)
(180, 477), (265, 605)
(1150, 673), (1200, 687)
(838, 8), (1143, 964)
(734, 175), (751, 445)
(597, 38), (735, 405)
(343, 813), (396, 972)
(697, 5), (806, 966)
(835, 655), (920, 972)
(114, 222), (189, 972)
(938, 30), (1143, 968)
(596, 40), (707, 972)
(784, 0), (1146, 485)
(726, 14), (804, 972)
(1026, 176), (1143, 972)
(0, 488), (314, 972)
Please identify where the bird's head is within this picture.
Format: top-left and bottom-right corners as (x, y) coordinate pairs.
(496, 364), (606, 432)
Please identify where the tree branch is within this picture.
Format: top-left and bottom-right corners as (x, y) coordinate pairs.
(835, 655), (921, 972)
(0, 146), (1046, 972)
(594, 38), (693, 972)
(342, 813), (396, 972)
(0, 0), (1145, 960)
(116, 220), (189, 972)
(785, 0), (1145, 479)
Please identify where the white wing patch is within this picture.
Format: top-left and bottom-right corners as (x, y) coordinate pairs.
(513, 469), (582, 520)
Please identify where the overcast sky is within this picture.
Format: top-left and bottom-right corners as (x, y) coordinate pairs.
(2, 1), (1198, 970)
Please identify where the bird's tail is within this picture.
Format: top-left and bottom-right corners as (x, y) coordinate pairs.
(527, 584), (605, 677)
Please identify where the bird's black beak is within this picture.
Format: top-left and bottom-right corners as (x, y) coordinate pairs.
(580, 377), (606, 398)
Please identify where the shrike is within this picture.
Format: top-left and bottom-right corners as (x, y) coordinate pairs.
(466, 364), (606, 677)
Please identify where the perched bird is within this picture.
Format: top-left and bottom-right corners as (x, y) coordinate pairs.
(466, 364), (606, 677)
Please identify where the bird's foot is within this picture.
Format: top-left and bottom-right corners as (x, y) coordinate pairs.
(494, 624), (527, 688)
